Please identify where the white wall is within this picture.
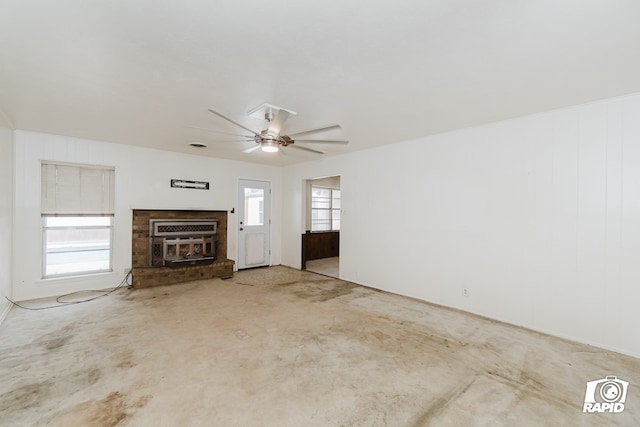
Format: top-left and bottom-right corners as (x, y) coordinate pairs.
(13, 131), (282, 301)
(282, 93), (640, 358)
(0, 124), (14, 321)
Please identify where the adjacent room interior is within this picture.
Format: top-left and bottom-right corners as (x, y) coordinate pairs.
(303, 176), (341, 278)
(1, 1), (640, 425)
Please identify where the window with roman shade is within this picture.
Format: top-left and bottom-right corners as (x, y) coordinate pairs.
(41, 162), (115, 278)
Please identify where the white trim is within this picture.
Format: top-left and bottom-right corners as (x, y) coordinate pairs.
(0, 108), (15, 129)
(237, 178), (272, 269)
(0, 300), (13, 326)
(40, 159), (115, 170)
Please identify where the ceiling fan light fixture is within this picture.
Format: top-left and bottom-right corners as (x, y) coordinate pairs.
(261, 141), (279, 153)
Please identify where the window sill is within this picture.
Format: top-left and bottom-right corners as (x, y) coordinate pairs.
(38, 271), (118, 285)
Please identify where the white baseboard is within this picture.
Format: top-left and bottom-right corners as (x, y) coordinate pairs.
(0, 299), (13, 326)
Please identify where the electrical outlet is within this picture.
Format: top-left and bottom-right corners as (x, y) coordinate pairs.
(463, 288), (469, 297)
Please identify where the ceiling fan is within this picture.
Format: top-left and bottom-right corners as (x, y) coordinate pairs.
(193, 104), (348, 154)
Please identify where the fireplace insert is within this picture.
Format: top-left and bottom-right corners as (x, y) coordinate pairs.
(149, 219), (218, 267)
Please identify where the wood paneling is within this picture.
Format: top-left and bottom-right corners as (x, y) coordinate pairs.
(302, 231), (339, 269)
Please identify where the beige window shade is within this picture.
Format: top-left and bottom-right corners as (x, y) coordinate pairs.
(41, 163), (115, 215)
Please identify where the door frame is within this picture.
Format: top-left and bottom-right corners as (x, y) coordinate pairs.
(302, 175), (341, 276)
(237, 178), (272, 269)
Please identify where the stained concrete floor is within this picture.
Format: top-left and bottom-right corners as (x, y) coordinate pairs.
(305, 256), (339, 278)
(1, 266), (639, 426)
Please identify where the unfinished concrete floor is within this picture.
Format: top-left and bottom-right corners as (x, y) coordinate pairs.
(305, 256), (339, 278)
(1, 266), (638, 426)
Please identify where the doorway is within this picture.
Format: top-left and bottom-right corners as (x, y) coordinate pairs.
(237, 179), (271, 269)
(302, 176), (340, 278)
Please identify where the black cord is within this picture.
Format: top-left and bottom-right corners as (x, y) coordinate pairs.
(5, 271), (132, 311)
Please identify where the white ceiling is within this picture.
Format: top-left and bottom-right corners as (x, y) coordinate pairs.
(1, 1), (639, 166)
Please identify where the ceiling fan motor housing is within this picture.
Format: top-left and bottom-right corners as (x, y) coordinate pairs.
(254, 131), (294, 146)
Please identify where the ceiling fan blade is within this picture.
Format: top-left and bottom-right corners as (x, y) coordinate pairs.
(184, 125), (252, 138)
(287, 124), (341, 138)
(208, 108), (260, 136)
(206, 139), (254, 143)
(294, 139), (349, 144)
(288, 145), (324, 154)
(243, 145), (261, 153)
(267, 110), (290, 136)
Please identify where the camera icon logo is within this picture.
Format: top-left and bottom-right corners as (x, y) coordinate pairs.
(583, 376), (629, 413)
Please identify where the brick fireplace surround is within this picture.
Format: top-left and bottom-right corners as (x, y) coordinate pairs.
(131, 209), (234, 288)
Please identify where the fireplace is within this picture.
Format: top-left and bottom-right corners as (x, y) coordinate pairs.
(149, 219), (218, 267)
(131, 209), (234, 288)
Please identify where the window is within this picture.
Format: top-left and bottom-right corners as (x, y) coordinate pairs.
(43, 216), (113, 277)
(311, 186), (340, 231)
(244, 187), (265, 226)
(41, 163), (115, 278)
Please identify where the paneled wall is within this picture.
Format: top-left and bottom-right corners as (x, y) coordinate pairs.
(0, 124), (13, 321)
(12, 131), (282, 301)
(283, 93), (640, 358)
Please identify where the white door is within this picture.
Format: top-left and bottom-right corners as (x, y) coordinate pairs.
(238, 179), (271, 269)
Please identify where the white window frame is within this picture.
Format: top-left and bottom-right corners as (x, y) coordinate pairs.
(311, 186), (341, 232)
(41, 162), (115, 278)
(42, 216), (114, 278)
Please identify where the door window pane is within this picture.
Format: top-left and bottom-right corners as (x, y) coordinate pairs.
(244, 188), (264, 225)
